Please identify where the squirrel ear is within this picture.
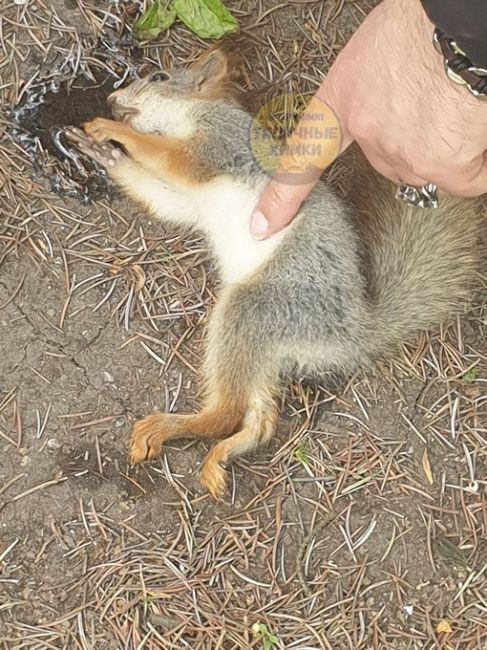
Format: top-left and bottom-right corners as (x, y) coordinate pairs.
(192, 49), (229, 92)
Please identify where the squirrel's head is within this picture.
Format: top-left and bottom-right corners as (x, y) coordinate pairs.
(107, 49), (239, 136)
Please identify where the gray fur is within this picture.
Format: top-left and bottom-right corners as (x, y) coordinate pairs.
(190, 102), (272, 182)
(110, 71), (483, 394)
(184, 97), (481, 384)
(194, 101), (482, 386)
(89, 58), (484, 490)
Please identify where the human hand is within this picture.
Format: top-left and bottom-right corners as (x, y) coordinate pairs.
(251, 0), (487, 240)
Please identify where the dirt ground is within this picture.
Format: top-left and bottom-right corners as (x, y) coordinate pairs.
(0, 1), (486, 649)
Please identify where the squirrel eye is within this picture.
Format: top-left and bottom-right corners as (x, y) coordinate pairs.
(150, 71), (170, 82)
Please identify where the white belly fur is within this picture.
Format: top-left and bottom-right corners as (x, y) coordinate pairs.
(196, 177), (286, 284)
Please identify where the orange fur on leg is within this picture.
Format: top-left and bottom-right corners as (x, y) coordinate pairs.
(83, 118), (213, 185)
(129, 396), (245, 465)
(200, 400), (278, 499)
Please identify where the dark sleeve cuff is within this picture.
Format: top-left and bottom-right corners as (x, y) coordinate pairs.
(421, 0), (487, 68)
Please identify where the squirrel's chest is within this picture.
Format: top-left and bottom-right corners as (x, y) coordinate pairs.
(197, 180), (284, 283)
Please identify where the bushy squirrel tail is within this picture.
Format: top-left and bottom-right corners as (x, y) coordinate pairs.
(346, 152), (484, 353)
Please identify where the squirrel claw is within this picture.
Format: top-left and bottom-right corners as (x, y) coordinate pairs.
(64, 126), (122, 168)
(200, 457), (227, 500)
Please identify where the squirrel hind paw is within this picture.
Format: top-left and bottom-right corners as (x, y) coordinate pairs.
(200, 456), (227, 500)
(129, 414), (168, 464)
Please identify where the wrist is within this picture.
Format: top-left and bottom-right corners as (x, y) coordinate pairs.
(398, 0), (487, 101)
(415, 0), (487, 99)
(433, 29), (487, 100)
(420, 0), (487, 69)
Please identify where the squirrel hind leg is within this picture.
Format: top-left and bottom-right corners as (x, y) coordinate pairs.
(200, 394), (278, 500)
(129, 395), (245, 464)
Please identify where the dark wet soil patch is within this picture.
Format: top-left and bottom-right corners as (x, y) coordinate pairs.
(28, 76), (113, 156)
(7, 38), (142, 203)
(10, 73), (115, 202)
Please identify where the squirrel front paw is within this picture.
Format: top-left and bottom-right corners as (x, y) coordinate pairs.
(64, 127), (123, 168)
(84, 117), (130, 143)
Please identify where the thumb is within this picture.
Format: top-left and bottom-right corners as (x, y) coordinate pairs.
(250, 91), (351, 240)
(250, 173), (322, 239)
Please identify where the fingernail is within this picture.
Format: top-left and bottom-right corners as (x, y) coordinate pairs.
(250, 210), (268, 240)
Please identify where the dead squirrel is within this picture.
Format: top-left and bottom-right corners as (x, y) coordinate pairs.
(66, 49), (483, 499)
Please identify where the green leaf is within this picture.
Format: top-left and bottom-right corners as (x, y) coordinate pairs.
(252, 621), (279, 649)
(435, 536), (470, 570)
(172, 0), (238, 39)
(463, 367), (480, 383)
(134, 0), (176, 41)
(294, 444), (310, 466)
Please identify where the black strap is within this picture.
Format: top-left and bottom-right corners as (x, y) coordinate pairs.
(421, 0), (487, 69)
(434, 29), (487, 99)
